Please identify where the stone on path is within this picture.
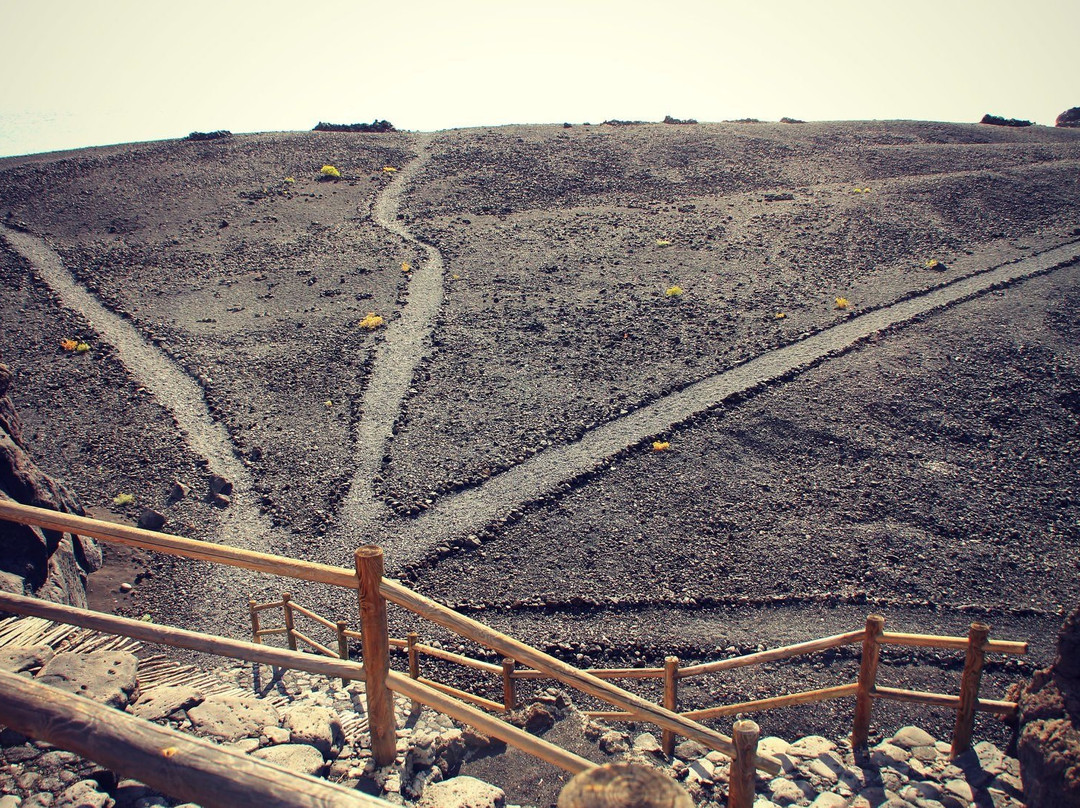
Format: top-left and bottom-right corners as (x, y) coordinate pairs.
(251, 744), (326, 777)
(890, 725), (936, 749)
(35, 651), (138, 709)
(130, 685), (203, 722)
(0, 645), (54, 675)
(416, 776), (505, 808)
(285, 704), (345, 758)
(187, 693), (279, 742)
(54, 779), (113, 808)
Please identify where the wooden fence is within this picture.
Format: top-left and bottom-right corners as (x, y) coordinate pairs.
(0, 501), (782, 784)
(251, 596), (1027, 759)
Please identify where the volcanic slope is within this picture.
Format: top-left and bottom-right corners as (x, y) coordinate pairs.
(0, 122), (1078, 720)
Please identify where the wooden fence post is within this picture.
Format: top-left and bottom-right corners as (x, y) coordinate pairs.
(851, 614), (885, 748)
(727, 719), (759, 808)
(355, 547), (397, 767)
(662, 656), (679, 757)
(336, 621), (350, 687)
(281, 592), (297, 651)
(951, 622), (990, 758)
(248, 599), (261, 644)
(502, 658), (518, 711)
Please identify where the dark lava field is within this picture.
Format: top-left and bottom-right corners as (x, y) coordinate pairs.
(2, 119), (1079, 745)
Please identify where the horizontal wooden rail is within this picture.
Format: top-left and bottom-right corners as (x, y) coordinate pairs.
(386, 636), (405, 648)
(872, 686), (1018, 717)
(0, 592), (594, 775)
(254, 627), (289, 638)
(289, 602), (339, 632)
(291, 630), (339, 659)
(0, 501), (358, 588)
(682, 683), (860, 720)
(417, 678), (504, 712)
(378, 578), (781, 775)
(250, 600), (285, 612)
(880, 631), (1028, 655)
(0, 668), (389, 808)
(414, 643), (504, 676)
(514, 666), (664, 681)
(679, 631), (865, 677)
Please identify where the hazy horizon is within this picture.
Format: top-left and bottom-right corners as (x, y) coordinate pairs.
(1, 0), (1077, 159)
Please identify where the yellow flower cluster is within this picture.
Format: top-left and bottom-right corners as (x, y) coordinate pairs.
(834, 297), (851, 310)
(320, 165), (342, 178)
(359, 312), (385, 330)
(665, 285), (684, 297)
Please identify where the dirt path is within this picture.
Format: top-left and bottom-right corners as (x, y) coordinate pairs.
(338, 136), (447, 543)
(383, 238), (1080, 573)
(0, 226), (274, 560)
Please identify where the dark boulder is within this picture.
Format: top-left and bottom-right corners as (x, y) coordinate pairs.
(1056, 107), (1080, 128)
(0, 363), (100, 608)
(1017, 604), (1080, 807)
(312, 120), (396, 133)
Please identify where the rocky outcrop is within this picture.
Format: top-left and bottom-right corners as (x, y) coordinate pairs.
(0, 363), (101, 608)
(1057, 107), (1080, 128)
(1017, 604), (1080, 808)
(980, 113), (1034, 127)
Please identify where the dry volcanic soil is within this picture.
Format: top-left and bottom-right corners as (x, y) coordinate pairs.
(2, 120), (1079, 747)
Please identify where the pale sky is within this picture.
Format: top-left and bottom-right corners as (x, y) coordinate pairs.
(1, 0), (1077, 157)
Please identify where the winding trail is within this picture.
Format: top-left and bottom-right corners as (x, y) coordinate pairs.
(338, 136), (447, 545)
(382, 238), (1080, 573)
(0, 226), (274, 558)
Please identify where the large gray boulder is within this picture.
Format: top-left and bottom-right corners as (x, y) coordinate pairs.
(35, 650), (139, 709)
(284, 704), (345, 759)
(251, 743), (326, 777)
(1017, 604), (1080, 807)
(187, 693), (280, 742)
(0, 363), (101, 609)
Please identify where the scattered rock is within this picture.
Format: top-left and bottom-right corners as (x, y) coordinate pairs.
(35, 651), (138, 709)
(251, 744), (326, 777)
(187, 693), (279, 742)
(416, 776), (505, 808)
(130, 685), (203, 722)
(135, 510), (165, 531)
(285, 705), (345, 759)
(632, 732), (663, 755)
(165, 482), (189, 503)
(0, 645), (55, 675)
(891, 725), (937, 749)
(54, 779), (113, 808)
(208, 475), (232, 497)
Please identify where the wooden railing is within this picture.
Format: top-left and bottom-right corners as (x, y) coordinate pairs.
(259, 596), (1026, 760)
(0, 500), (782, 780)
